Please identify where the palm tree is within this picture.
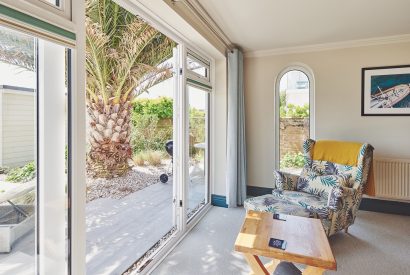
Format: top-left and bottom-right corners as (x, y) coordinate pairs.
(86, 0), (175, 178)
(0, 1), (173, 178)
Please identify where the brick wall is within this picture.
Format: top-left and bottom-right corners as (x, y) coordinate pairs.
(280, 118), (309, 159)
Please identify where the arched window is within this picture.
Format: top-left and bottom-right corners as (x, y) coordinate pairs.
(275, 65), (315, 172)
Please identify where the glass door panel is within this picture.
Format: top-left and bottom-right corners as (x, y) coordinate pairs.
(0, 25), (37, 274)
(84, 13), (178, 271)
(186, 85), (209, 221)
(0, 24), (70, 274)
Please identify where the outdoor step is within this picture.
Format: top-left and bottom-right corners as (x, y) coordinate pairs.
(0, 251), (35, 275)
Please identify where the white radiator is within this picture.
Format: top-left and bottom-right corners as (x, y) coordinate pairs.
(374, 158), (410, 201)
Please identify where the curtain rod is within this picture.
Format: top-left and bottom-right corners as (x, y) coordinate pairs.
(171, 0), (234, 53)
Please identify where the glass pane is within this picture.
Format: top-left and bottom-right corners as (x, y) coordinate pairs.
(40, 0), (61, 8)
(0, 25), (37, 274)
(0, 24), (70, 274)
(84, 2), (177, 272)
(279, 70), (310, 174)
(187, 85), (208, 221)
(187, 55), (208, 78)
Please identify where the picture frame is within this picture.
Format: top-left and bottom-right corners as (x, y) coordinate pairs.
(361, 65), (410, 116)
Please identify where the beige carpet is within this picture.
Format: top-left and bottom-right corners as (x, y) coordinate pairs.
(152, 207), (410, 275)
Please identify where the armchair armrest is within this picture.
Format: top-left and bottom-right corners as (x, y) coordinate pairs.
(327, 185), (357, 211)
(274, 170), (300, 191)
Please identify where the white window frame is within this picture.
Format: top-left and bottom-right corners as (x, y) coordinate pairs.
(2, 0), (72, 22)
(37, 39), (68, 275)
(0, 1), (86, 274)
(186, 49), (211, 84)
(274, 64), (315, 169)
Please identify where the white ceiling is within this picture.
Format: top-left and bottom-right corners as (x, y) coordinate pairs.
(198, 0), (410, 53)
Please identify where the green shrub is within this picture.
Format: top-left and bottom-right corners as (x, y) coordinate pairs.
(133, 97), (173, 119)
(189, 107), (205, 143)
(280, 103), (309, 118)
(131, 97), (207, 155)
(6, 161), (36, 183)
(131, 97), (173, 154)
(280, 152), (305, 168)
(131, 114), (171, 153)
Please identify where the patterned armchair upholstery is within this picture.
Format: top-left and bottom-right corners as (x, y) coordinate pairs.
(244, 139), (374, 236)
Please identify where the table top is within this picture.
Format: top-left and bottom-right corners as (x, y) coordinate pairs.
(234, 210), (336, 270)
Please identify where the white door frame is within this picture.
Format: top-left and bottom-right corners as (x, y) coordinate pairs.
(0, 1), (86, 274)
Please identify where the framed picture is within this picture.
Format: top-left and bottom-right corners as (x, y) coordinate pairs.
(361, 65), (410, 116)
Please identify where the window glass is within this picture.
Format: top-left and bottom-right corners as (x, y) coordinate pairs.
(0, 26), (37, 273)
(40, 0), (61, 8)
(279, 70), (310, 174)
(186, 85), (209, 221)
(187, 54), (209, 80)
(0, 24), (69, 274)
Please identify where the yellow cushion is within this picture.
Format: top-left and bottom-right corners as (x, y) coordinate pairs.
(312, 140), (363, 166)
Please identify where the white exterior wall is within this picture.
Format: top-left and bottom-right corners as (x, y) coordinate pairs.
(0, 88), (35, 168)
(285, 89), (309, 106)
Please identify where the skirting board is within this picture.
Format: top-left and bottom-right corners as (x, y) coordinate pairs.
(246, 186), (410, 216)
(360, 197), (410, 216)
(211, 194), (228, 208)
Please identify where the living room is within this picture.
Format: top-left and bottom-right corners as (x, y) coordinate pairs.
(0, 0), (409, 275)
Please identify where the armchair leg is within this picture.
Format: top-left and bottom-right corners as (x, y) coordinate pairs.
(344, 227), (349, 233)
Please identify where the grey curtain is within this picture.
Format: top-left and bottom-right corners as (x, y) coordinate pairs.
(226, 48), (247, 207)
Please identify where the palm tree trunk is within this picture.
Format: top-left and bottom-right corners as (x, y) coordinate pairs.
(86, 100), (132, 178)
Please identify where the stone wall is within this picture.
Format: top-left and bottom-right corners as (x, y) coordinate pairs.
(280, 118), (309, 159)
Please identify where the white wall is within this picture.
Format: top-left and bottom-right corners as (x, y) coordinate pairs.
(0, 89), (35, 167)
(244, 42), (410, 189)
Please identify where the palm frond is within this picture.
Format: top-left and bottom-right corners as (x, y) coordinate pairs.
(132, 63), (173, 98)
(86, 0), (176, 107)
(0, 27), (35, 71)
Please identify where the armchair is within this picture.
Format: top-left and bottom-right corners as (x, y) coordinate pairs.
(244, 139), (374, 236)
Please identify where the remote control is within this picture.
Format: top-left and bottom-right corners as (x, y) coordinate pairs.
(273, 213), (287, 221)
(269, 238), (287, 250)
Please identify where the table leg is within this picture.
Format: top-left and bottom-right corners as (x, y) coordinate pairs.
(302, 266), (326, 275)
(243, 254), (270, 275)
(264, 259), (281, 273)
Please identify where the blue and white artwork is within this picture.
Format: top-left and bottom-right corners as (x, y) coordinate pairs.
(362, 65), (410, 116)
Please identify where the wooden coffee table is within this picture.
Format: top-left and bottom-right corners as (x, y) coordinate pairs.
(234, 210), (336, 275)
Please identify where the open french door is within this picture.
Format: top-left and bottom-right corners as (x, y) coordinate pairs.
(174, 45), (211, 229)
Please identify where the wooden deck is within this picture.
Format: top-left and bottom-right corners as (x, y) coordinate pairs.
(86, 181), (175, 275)
(0, 175), (205, 275)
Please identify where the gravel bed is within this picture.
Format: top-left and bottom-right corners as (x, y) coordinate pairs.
(86, 162), (170, 203)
